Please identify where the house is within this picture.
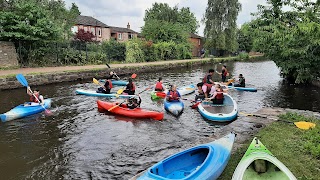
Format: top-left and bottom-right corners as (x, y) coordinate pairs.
(71, 15), (138, 42)
(189, 33), (204, 57)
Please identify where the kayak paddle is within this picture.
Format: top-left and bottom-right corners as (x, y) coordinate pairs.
(93, 78), (108, 91)
(240, 112), (316, 130)
(106, 63), (121, 79)
(108, 86), (151, 111)
(16, 74), (52, 115)
(116, 73), (137, 95)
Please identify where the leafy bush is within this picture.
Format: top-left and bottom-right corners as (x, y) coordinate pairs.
(238, 52), (249, 60)
(125, 39), (145, 63)
(101, 40), (126, 62)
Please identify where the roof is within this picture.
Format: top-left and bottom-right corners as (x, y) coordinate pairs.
(190, 33), (203, 39)
(75, 15), (109, 28)
(110, 26), (138, 34)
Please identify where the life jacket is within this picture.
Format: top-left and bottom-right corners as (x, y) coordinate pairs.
(239, 77), (245, 86)
(126, 82), (136, 91)
(107, 80), (113, 89)
(202, 74), (212, 84)
(169, 91), (180, 101)
(30, 94), (41, 103)
(155, 82), (164, 91)
(215, 89), (224, 100)
(222, 69), (228, 77)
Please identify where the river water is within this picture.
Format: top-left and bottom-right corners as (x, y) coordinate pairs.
(0, 60), (319, 179)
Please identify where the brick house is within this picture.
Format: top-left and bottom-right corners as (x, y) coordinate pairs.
(72, 15), (138, 42)
(189, 33), (204, 57)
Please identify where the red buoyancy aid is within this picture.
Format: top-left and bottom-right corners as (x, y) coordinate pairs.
(127, 82), (136, 91)
(108, 80), (113, 89)
(155, 82), (164, 91)
(30, 94), (40, 103)
(169, 91), (180, 101)
(216, 89), (224, 100)
(203, 74), (209, 83)
(223, 70), (228, 76)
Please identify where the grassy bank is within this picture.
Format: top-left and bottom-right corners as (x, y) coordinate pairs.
(218, 112), (320, 180)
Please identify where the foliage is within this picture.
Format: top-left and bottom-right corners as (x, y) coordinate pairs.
(101, 40), (126, 61)
(0, 0), (61, 41)
(237, 23), (254, 52)
(238, 52), (249, 60)
(203, 0), (241, 53)
(250, 0), (320, 83)
(74, 29), (95, 42)
(125, 38), (145, 63)
(142, 2), (198, 44)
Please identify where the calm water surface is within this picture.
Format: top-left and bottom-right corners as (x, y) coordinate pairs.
(0, 60), (319, 179)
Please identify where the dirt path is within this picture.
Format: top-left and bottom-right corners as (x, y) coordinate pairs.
(0, 58), (210, 77)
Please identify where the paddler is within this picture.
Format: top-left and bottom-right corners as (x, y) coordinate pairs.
(202, 69), (215, 89)
(106, 71), (119, 80)
(166, 85), (181, 102)
(195, 82), (216, 101)
(217, 65), (229, 82)
(154, 77), (166, 92)
(206, 84), (228, 104)
(26, 86), (44, 105)
(126, 95), (142, 109)
(233, 74), (246, 87)
(123, 78), (136, 95)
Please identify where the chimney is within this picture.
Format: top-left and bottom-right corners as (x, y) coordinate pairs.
(127, 22), (130, 29)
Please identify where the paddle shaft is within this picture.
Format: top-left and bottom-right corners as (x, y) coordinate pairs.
(106, 63), (121, 79)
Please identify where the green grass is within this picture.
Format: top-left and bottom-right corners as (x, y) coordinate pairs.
(218, 112), (320, 180)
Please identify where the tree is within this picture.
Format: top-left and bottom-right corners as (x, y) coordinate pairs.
(250, 0), (320, 83)
(0, 0), (61, 41)
(237, 23), (254, 52)
(74, 29), (95, 42)
(203, 0), (241, 55)
(142, 2), (199, 43)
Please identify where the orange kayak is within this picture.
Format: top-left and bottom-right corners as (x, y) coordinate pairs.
(97, 100), (164, 120)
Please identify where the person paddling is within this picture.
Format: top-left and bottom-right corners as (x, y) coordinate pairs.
(126, 95), (142, 109)
(195, 82), (216, 101)
(233, 74), (246, 87)
(154, 77), (166, 92)
(27, 86), (44, 105)
(166, 85), (181, 102)
(217, 65), (229, 82)
(97, 77), (113, 94)
(123, 78), (136, 95)
(106, 71), (119, 80)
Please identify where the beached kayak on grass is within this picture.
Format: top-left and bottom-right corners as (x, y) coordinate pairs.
(131, 133), (236, 180)
(232, 137), (296, 180)
(0, 99), (52, 122)
(97, 100), (164, 120)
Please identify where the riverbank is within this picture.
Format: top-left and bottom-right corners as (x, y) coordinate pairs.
(0, 55), (264, 90)
(215, 108), (319, 179)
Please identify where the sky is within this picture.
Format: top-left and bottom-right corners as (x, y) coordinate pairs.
(64, 0), (267, 36)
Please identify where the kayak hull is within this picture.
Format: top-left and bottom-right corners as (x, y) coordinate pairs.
(151, 91), (166, 100)
(133, 133), (235, 180)
(228, 86), (257, 92)
(164, 100), (184, 117)
(76, 89), (135, 98)
(99, 79), (128, 86)
(232, 137), (296, 180)
(0, 99), (52, 122)
(97, 100), (164, 120)
(197, 94), (238, 122)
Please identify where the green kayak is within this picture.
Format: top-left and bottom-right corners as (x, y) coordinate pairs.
(232, 137), (296, 180)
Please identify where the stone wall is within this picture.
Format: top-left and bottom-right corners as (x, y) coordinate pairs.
(0, 41), (19, 68)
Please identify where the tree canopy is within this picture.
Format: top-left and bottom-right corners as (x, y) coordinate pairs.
(0, 0), (80, 41)
(142, 2), (199, 43)
(203, 0), (241, 54)
(250, 0), (320, 83)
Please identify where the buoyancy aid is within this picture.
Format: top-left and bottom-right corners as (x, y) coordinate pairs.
(126, 82), (136, 91)
(30, 94), (41, 103)
(202, 74), (212, 84)
(155, 82), (164, 91)
(169, 91), (180, 101)
(215, 89), (224, 100)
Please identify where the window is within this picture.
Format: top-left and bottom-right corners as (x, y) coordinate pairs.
(129, 34), (134, 39)
(84, 26), (88, 32)
(71, 26), (78, 34)
(118, 33), (122, 40)
(91, 27), (95, 35)
(98, 28), (102, 37)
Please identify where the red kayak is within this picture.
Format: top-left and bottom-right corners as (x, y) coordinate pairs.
(97, 100), (164, 120)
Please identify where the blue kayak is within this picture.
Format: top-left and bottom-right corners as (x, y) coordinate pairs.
(99, 79), (128, 86)
(198, 94), (238, 122)
(75, 89), (135, 98)
(228, 86), (257, 92)
(164, 100), (184, 117)
(0, 99), (52, 122)
(132, 133), (236, 180)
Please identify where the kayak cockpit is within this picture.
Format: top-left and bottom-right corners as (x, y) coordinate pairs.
(148, 147), (209, 179)
(243, 159), (291, 180)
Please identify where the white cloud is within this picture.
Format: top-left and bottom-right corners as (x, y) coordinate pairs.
(65, 0), (268, 36)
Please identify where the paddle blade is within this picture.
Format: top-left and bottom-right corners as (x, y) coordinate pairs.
(117, 88), (124, 95)
(16, 74), (28, 87)
(226, 79), (234, 86)
(185, 88), (195, 90)
(131, 73), (137, 79)
(44, 109), (52, 116)
(191, 102), (201, 109)
(294, 121), (316, 130)
(93, 78), (100, 85)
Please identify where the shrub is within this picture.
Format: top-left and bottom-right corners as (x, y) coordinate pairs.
(125, 38), (145, 63)
(238, 51), (249, 60)
(101, 40), (126, 61)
